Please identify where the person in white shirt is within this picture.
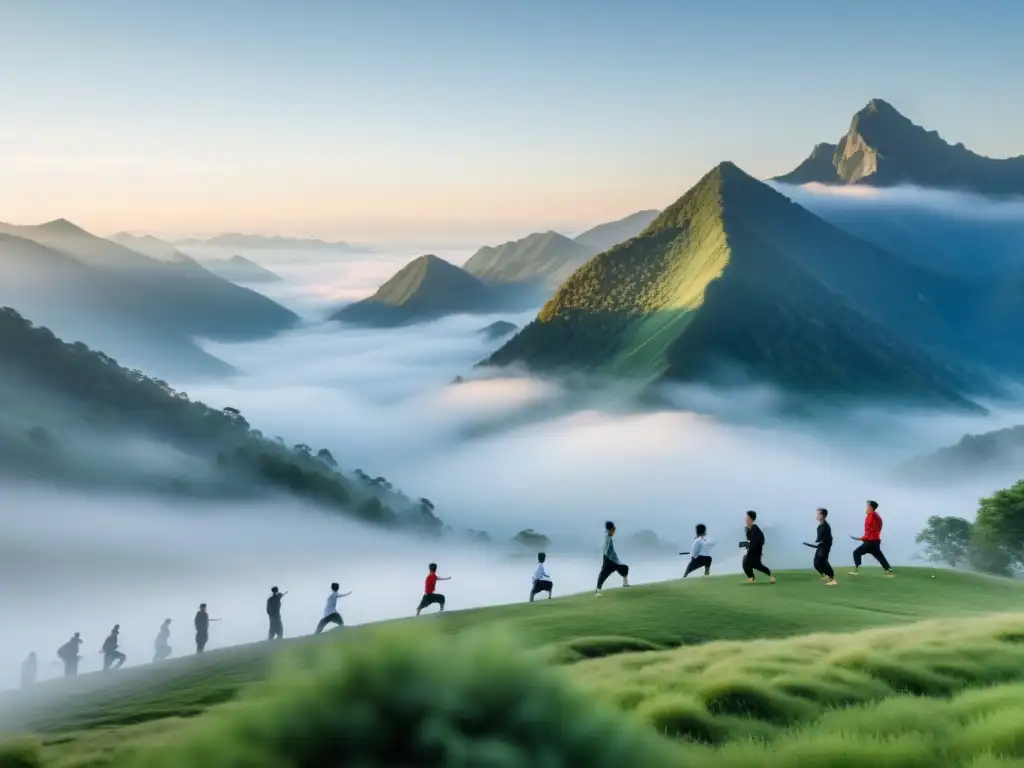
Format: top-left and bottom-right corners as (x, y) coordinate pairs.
(529, 552), (553, 602)
(682, 524), (714, 577)
(315, 582), (352, 634)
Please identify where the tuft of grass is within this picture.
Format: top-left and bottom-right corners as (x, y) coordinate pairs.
(0, 738), (43, 768)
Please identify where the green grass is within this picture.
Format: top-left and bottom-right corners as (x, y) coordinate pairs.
(8, 567), (1024, 767)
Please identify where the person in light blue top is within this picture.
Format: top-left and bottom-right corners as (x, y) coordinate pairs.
(596, 520), (630, 595)
(682, 524), (714, 577)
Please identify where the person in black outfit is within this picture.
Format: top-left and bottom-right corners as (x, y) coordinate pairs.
(101, 625), (126, 670)
(195, 603), (220, 653)
(739, 510), (775, 584)
(57, 633), (82, 677)
(267, 586), (287, 641)
(804, 508), (837, 586)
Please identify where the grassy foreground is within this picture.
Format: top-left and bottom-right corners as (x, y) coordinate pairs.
(6, 568), (1024, 767)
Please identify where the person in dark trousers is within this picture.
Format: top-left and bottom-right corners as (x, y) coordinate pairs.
(102, 625), (126, 670)
(530, 552), (553, 602)
(682, 524), (714, 577)
(267, 586), (287, 640)
(316, 583), (352, 633)
(416, 564), (450, 616)
(21, 652), (37, 689)
(850, 500), (894, 576)
(804, 508), (837, 586)
(740, 510), (775, 584)
(194, 603), (220, 653)
(596, 521), (630, 595)
(154, 619), (172, 662)
(57, 633), (82, 677)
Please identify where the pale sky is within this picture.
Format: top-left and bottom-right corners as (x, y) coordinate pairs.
(1, 0), (1022, 245)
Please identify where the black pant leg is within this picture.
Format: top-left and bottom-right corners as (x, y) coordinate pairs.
(597, 557), (617, 589)
(816, 548), (834, 579)
(853, 542), (868, 566)
(867, 541), (891, 570)
(742, 552), (754, 578)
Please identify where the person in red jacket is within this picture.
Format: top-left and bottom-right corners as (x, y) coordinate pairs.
(849, 500), (894, 576)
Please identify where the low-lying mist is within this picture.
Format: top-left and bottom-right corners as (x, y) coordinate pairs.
(9, 226), (1024, 691)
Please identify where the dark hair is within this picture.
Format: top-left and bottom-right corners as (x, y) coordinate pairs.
(817, 508), (828, 518)
(199, 603), (207, 610)
(605, 520), (615, 531)
(537, 552), (546, 562)
(746, 510), (757, 521)
(331, 582), (340, 591)
(867, 500), (878, 510)
(695, 523), (707, 537)
(271, 586), (279, 594)
(428, 563), (438, 571)
(112, 624), (120, 631)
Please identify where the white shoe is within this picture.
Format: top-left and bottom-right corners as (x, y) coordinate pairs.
(595, 590), (602, 596)
(622, 577), (630, 587)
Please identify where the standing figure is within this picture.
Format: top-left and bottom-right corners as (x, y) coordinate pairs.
(154, 619), (172, 662)
(850, 500), (894, 577)
(740, 511), (775, 584)
(682, 524), (714, 577)
(195, 604), (220, 653)
(804, 508), (837, 586)
(21, 652), (37, 689)
(596, 520), (630, 596)
(102, 625), (126, 670)
(267, 586), (287, 641)
(315, 583), (352, 633)
(529, 552), (553, 602)
(416, 564), (450, 616)
(57, 633), (83, 677)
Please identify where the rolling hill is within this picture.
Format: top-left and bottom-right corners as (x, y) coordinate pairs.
(0, 234), (232, 378)
(775, 98), (1024, 196)
(900, 423), (1024, 483)
(463, 231), (595, 287)
(484, 162), (989, 408)
(0, 219), (298, 344)
(201, 254), (284, 283)
(331, 254), (498, 326)
(107, 232), (184, 261)
(574, 209), (660, 252)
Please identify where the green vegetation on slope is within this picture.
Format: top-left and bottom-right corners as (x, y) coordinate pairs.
(486, 162), (978, 408)
(331, 254), (498, 326)
(6, 569), (1024, 767)
(0, 307), (442, 532)
(775, 98), (1024, 196)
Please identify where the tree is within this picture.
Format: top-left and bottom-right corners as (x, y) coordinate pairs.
(317, 448), (337, 467)
(915, 516), (973, 567)
(293, 443), (312, 456)
(974, 479), (1024, 572)
(512, 529), (552, 549)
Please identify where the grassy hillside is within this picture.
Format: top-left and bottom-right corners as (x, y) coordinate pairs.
(331, 254), (498, 326)
(775, 98), (1024, 196)
(0, 219), (298, 344)
(6, 568), (1024, 767)
(463, 231), (595, 286)
(486, 162), (981, 408)
(574, 209), (660, 253)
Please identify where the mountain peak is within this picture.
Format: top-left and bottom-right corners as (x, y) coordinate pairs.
(37, 218), (90, 236)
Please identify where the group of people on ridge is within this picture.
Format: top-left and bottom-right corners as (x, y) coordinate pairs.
(20, 502), (892, 688)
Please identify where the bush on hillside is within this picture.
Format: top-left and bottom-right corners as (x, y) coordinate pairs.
(0, 738), (43, 768)
(915, 515), (973, 567)
(116, 629), (678, 768)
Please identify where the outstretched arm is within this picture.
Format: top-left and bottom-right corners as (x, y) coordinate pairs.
(438, 576), (451, 581)
(341, 591), (353, 597)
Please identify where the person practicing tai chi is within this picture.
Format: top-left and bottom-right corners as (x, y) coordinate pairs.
(803, 508), (837, 586)
(194, 603), (220, 653)
(267, 586), (287, 641)
(530, 552), (554, 602)
(416, 563), (450, 616)
(740, 510), (775, 584)
(101, 625), (126, 670)
(57, 633), (83, 677)
(596, 520), (630, 595)
(316, 582), (352, 633)
(682, 524), (714, 577)
(153, 619), (172, 662)
(850, 500), (894, 577)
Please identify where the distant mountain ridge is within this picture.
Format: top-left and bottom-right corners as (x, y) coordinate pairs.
(482, 161), (1024, 409)
(574, 210), (660, 252)
(775, 99), (1024, 196)
(331, 254), (498, 326)
(463, 231), (594, 287)
(177, 233), (376, 253)
(203, 255), (284, 284)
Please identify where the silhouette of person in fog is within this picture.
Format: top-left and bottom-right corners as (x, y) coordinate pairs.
(267, 586), (287, 641)
(194, 604), (220, 653)
(154, 619), (172, 662)
(21, 652), (36, 688)
(58, 632), (83, 677)
(102, 625), (126, 670)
